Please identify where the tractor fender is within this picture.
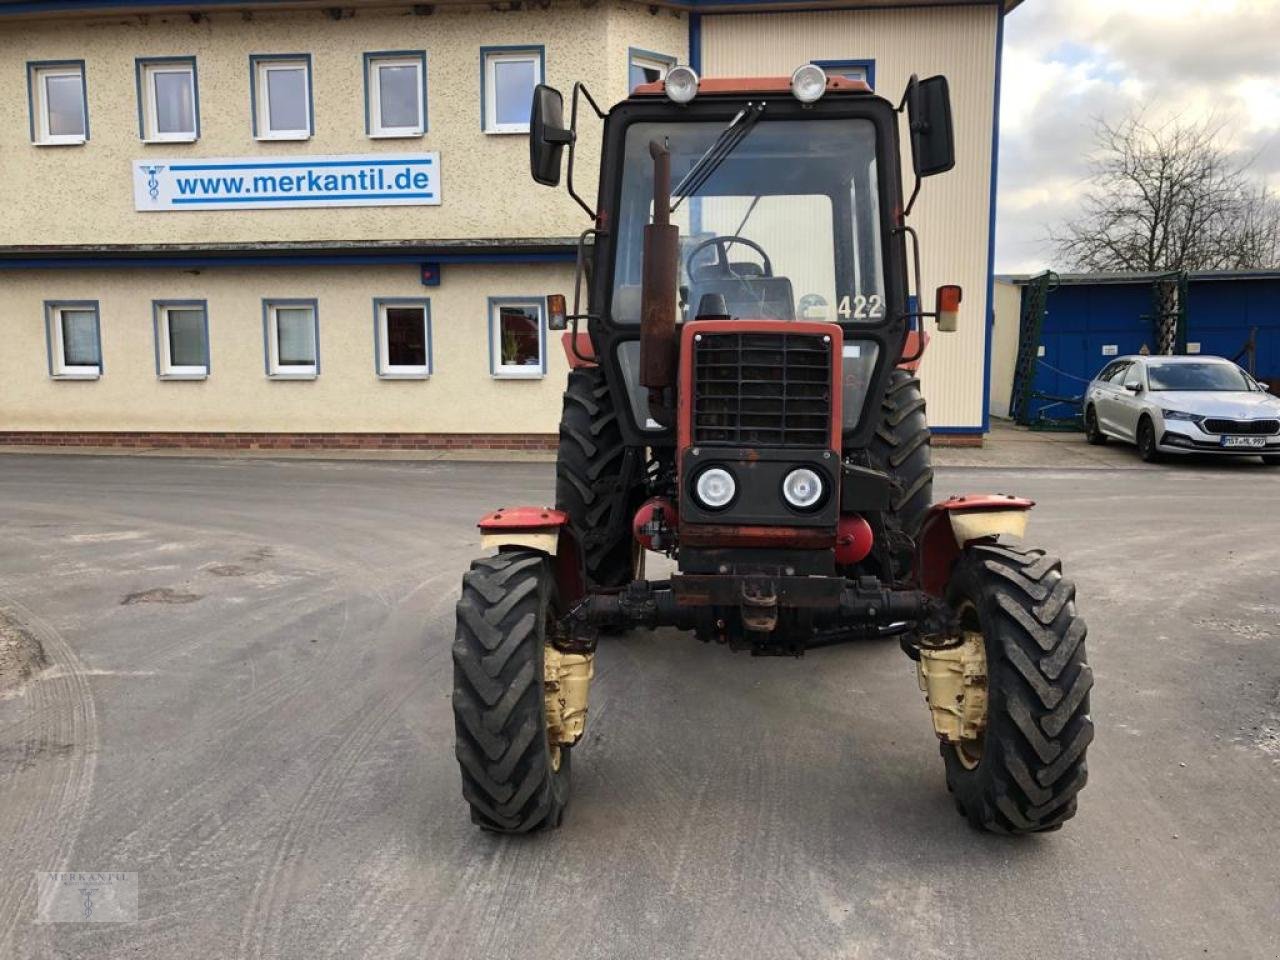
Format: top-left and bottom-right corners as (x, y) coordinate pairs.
(477, 507), (585, 603)
(561, 331), (596, 368)
(915, 494), (1035, 597)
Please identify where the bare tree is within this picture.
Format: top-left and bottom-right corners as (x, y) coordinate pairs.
(1053, 113), (1280, 272)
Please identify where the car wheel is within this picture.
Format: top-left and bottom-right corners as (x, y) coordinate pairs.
(1084, 406), (1107, 445)
(1137, 417), (1163, 463)
(1262, 454), (1280, 466)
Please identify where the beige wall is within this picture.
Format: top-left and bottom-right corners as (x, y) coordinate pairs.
(701, 6), (998, 429)
(0, 0), (687, 247)
(989, 279), (1021, 419)
(0, 263), (575, 433)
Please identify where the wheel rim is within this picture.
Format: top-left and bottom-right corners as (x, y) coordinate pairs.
(1086, 409), (1097, 436)
(1140, 422), (1152, 456)
(954, 601), (988, 770)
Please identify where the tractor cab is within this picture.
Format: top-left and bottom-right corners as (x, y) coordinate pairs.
(449, 65), (1093, 838)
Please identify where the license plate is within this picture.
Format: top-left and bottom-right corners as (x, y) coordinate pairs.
(1220, 436), (1266, 448)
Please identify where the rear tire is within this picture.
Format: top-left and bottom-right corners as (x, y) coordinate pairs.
(942, 539), (1093, 834)
(555, 367), (641, 589)
(867, 369), (933, 580)
(452, 549), (569, 833)
(1084, 406), (1107, 445)
(1137, 416), (1163, 463)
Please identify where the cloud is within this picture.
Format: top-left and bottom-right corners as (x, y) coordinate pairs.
(995, 0), (1280, 272)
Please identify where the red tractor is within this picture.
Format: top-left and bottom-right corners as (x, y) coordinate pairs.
(452, 65), (1092, 834)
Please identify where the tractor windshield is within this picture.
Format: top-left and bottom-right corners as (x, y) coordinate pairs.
(610, 117), (884, 327)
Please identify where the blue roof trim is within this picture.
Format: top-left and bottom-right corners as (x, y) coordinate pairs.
(0, 250), (575, 270)
(0, 0), (1015, 11)
(979, 3), (1004, 436)
(688, 12), (702, 74)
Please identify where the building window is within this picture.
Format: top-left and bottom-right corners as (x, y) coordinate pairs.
(365, 52), (426, 138)
(137, 58), (199, 142)
(45, 301), (101, 378)
(153, 301), (209, 378)
(812, 59), (875, 90)
(251, 55), (313, 140)
(489, 298), (545, 378)
(27, 61), (88, 145)
(481, 47), (543, 134)
(628, 48), (675, 92)
(263, 300), (318, 378)
(373, 299), (432, 377)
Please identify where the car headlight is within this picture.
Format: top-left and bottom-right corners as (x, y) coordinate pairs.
(694, 467), (736, 510)
(1161, 409), (1200, 422)
(782, 468), (825, 510)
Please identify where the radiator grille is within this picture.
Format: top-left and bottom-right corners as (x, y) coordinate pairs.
(691, 331), (832, 447)
(1202, 418), (1279, 436)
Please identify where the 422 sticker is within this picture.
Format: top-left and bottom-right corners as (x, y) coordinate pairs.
(837, 294), (884, 320)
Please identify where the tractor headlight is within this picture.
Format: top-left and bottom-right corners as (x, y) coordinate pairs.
(782, 468), (825, 510)
(790, 64), (827, 104)
(694, 467), (736, 510)
(1161, 409), (1200, 422)
(664, 66), (699, 104)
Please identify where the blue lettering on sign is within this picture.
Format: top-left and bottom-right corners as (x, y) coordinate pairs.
(134, 154), (440, 210)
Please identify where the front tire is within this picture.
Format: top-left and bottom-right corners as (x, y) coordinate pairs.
(1084, 406), (1107, 445)
(1262, 455), (1280, 466)
(452, 549), (570, 833)
(942, 540), (1093, 833)
(1137, 416), (1163, 463)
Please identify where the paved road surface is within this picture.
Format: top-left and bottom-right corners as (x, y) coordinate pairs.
(1, 454), (1278, 960)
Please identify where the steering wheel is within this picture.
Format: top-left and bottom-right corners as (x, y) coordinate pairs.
(685, 235), (773, 280)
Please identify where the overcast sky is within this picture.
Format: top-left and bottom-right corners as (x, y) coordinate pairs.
(996, 0), (1280, 273)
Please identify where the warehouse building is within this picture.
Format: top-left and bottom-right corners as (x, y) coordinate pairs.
(990, 271), (1280, 422)
(0, 0), (1019, 450)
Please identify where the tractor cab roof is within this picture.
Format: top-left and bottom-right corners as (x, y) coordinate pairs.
(631, 75), (871, 99)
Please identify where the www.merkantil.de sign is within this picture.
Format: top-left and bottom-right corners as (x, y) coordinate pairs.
(132, 153), (441, 211)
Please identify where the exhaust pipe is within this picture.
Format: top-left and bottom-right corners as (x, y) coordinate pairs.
(639, 139), (680, 428)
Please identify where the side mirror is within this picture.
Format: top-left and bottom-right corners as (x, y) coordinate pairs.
(907, 75), (955, 178)
(530, 84), (574, 187)
(934, 284), (962, 332)
(1124, 382), (1142, 394)
(547, 293), (568, 331)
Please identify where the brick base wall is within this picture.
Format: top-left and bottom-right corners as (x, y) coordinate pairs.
(0, 431), (561, 451)
(0, 430), (983, 450)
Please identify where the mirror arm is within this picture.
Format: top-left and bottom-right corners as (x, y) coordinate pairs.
(894, 223), (931, 365)
(566, 82), (606, 221)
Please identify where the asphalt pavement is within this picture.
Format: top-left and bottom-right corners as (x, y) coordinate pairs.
(1, 452), (1278, 960)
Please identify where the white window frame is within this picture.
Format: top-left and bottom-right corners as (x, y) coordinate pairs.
(252, 56), (312, 141)
(375, 299), (432, 378)
(628, 49), (675, 92)
(263, 300), (319, 379)
(45, 301), (101, 379)
(154, 301), (209, 379)
(138, 58), (198, 143)
(29, 62), (87, 146)
(482, 48), (542, 135)
(489, 297), (546, 379)
(366, 53), (426, 138)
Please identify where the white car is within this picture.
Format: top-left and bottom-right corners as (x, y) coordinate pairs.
(1083, 355), (1280, 464)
